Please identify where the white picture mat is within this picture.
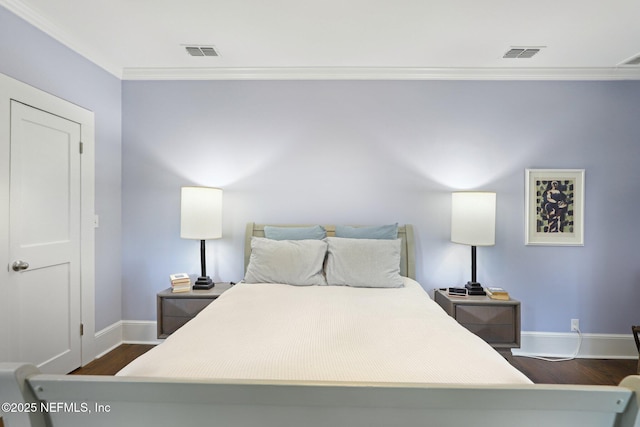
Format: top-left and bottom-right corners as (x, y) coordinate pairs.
(525, 169), (585, 246)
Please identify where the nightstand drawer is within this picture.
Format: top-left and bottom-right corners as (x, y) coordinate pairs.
(462, 323), (516, 344)
(456, 305), (514, 325)
(456, 305), (517, 345)
(161, 316), (194, 336)
(162, 298), (213, 317)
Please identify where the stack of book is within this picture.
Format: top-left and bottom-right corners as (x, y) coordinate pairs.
(485, 287), (510, 300)
(170, 273), (191, 293)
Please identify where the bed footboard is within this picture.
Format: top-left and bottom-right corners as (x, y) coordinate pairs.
(1, 363), (640, 427)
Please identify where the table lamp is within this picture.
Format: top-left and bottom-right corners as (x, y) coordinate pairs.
(451, 191), (496, 296)
(181, 186), (222, 289)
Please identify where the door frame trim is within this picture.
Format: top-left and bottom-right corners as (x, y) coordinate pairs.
(0, 73), (96, 367)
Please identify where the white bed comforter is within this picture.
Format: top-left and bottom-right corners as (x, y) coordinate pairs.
(118, 278), (531, 384)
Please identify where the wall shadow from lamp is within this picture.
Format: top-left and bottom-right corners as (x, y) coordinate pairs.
(181, 186), (223, 289)
(451, 191), (496, 296)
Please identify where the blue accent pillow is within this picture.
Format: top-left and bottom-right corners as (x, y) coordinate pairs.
(335, 223), (398, 240)
(264, 225), (327, 240)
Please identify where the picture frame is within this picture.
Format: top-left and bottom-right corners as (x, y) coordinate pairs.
(525, 169), (585, 246)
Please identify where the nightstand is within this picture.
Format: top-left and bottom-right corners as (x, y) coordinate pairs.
(157, 282), (234, 339)
(434, 289), (521, 350)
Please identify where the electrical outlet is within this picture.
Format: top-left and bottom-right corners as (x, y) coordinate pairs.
(571, 318), (580, 332)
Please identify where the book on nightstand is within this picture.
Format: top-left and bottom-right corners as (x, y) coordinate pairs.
(170, 273), (191, 293)
(171, 284), (191, 293)
(485, 287), (510, 300)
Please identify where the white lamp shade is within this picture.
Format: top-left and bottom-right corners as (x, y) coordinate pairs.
(451, 192), (496, 246)
(180, 186), (222, 240)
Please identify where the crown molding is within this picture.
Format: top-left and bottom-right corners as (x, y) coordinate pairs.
(122, 66), (640, 81)
(0, 0), (122, 78)
(4, 0), (640, 82)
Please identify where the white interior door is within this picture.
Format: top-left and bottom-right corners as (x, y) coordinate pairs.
(8, 100), (82, 374)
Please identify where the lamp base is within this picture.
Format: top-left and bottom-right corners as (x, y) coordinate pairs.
(193, 276), (214, 290)
(465, 281), (486, 296)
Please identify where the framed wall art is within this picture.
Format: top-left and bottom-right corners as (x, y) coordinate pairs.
(525, 169), (585, 246)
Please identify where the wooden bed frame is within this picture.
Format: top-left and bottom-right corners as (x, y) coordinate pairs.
(2, 223), (640, 426)
(1, 363), (640, 427)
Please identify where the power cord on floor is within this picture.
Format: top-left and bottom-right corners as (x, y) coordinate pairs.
(519, 328), (583, 362)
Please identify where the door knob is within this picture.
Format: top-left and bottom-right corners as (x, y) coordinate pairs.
(11, 260), (29, 271)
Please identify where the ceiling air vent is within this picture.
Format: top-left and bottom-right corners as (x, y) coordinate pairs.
(620, 54), (640, 66)
(503, 47), (543, 59)
(185, 46), (219, 57)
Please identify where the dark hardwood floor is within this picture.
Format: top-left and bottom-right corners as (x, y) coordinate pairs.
(503, 352), (637, 385)
(70, 344), (155, 375)
(71, 344), (639, 385)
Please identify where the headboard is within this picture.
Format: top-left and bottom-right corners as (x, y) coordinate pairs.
(244, 223), (416, 280)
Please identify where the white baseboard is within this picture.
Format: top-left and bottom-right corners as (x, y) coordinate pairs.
(95, 322), (638, 360)
(513, 331), (638, 359)
(93, 320), (161, 361)
(93, 321), (123, 359)
(122, 320), (162, 345)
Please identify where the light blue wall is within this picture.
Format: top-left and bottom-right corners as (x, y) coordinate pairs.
(3, 4), (640, 337)
(0, 7), (123, 331)
(122, 80), (640, 334)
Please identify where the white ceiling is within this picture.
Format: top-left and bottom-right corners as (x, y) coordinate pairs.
(3, 0), (640, 80)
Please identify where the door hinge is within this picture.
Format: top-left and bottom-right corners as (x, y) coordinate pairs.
(79, 141), (84, 154)
(80, 323), (84, 336)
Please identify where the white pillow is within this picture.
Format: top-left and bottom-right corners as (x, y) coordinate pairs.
(244, 237), (328, 286)
(325, 237), (404, 288)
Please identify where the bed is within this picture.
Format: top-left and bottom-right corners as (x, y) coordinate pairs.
(2, 223), (640, 427)
(117, 223), (529, 384)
